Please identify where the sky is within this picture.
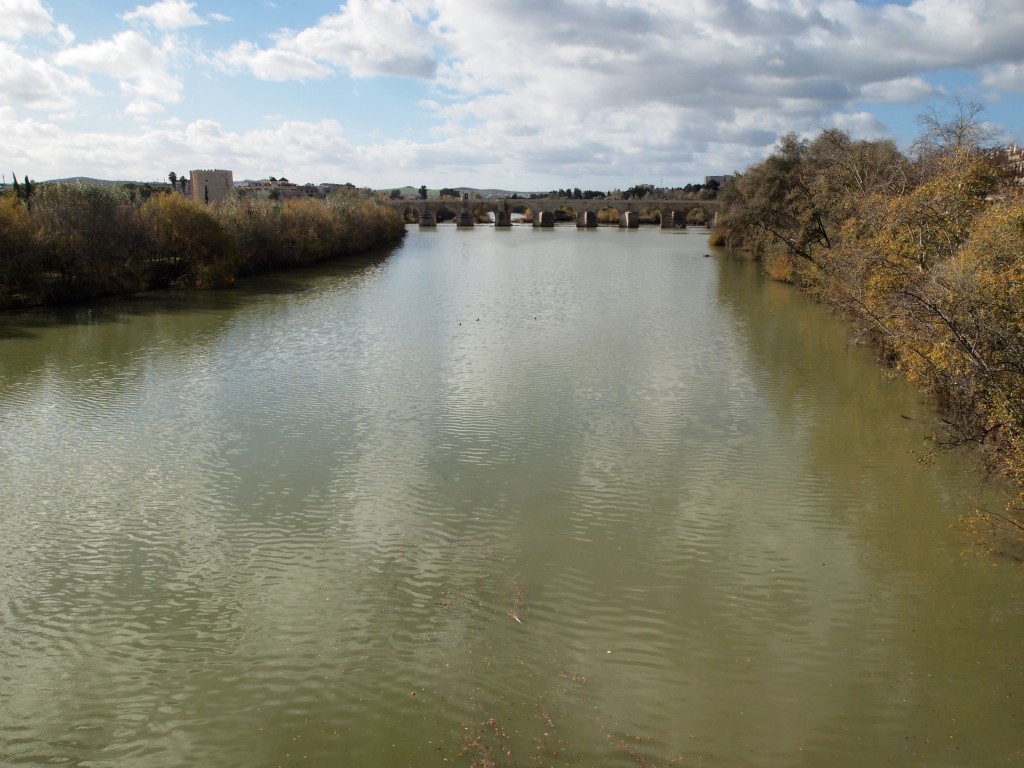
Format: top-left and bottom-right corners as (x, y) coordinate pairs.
(2, 0), (1023, 191)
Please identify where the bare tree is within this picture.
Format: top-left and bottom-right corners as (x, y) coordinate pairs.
(911, 97), (995, 165)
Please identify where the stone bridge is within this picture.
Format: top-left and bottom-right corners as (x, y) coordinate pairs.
(385, 197), (720, 229)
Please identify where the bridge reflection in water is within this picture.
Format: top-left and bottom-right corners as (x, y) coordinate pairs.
(386, 197), (719, 229)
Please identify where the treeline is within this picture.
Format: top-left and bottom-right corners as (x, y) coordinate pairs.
(712, 101), (1024, 525)
(0, 185), (406, 309)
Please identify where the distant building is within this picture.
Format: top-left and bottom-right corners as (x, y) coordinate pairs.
(238, 176), (307, 200)
(190, 169), (234, 204)
(320, 182), (357, 196)
(704, 175), (733, 189)
(1000, 145), (1024, 184)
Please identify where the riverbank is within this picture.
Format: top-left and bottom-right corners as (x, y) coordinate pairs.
(710, 116), (1024, 549)
(0, 185), (406, 310)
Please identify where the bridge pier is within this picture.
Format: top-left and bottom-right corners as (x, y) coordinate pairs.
(391, 197), (719, 231)
(534, 210), (555, 228)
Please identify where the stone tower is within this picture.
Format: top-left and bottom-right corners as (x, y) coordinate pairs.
(190, 169), (234, 204)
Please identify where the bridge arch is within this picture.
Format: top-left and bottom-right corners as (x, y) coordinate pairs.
(396, 204), (420, 224)
(383, 197), (720, 229)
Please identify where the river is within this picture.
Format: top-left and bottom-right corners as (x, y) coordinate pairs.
(1, 225), (1022, 767)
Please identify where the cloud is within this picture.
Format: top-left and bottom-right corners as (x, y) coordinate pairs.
(409, 0), (1024, 180)
(214, 0), (438, 80)
(121, 0), (205, 30)
(859, 77), (937, 104)
(291, 0), (439, 78)
(54, 31), (183, 114)
(215, 41), (332, 82)
(0, 42), (94, 109)
(982, 62), (1024, 92)
(3, 114), (362, 183)
(0, 0), (53, 40)
(200, 0), (1024, 186)
(828, 110), (890, 139)
(8, 0), (1024, 188)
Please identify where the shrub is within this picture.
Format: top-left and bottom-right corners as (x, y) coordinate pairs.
(30, 183), (147, 300)
(0, 194), (40, 305)
(139, 194), (237, 288)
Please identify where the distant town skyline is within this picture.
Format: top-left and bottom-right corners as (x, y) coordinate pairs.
(3, 0), (1024, 190)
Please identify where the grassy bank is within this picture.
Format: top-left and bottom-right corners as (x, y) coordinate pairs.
(711, 104), (1024, 547)
(0, 185), (406, 309)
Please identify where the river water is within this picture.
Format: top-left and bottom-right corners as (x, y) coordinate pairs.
(1, 225), (1022, 767)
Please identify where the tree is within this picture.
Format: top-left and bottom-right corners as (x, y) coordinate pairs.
(140, 193), (237, 288)
(912, 98), (994, 167)
(11, 174), (35, 211)
(28, 183), (146, 296)
(943, 202), (1024, 471)
(389, 189), (402, 200)
(623, 183), (655, 200)
(716, 133), (829, 270)
(168, 171), (177, 191)
(0, 192), (38, 300)
(418, 185), (428, 200)
(686, 207), (707, 225)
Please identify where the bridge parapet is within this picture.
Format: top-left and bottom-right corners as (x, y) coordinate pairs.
(386, 197), (719, 228)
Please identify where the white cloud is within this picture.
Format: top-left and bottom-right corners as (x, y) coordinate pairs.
(0, 0), (53, 40)
(408, 0), (1024, 181)
(8, 0), (1024, 187)
(215, 41), (331, 82)
(0, 42), (93, 109)
(213, 0), (438, 80)
(121, 0), (205, 30)
(859, 77), (937, 104)
(55, 23), (75, 45)
(3, 115), (361, 183)
(291, 0), (438, 78)
(982, 62), (1024, 92)
(828, 110), (890, 139)
(54, 31), (183, 115)
(198, 0), (1024, 185)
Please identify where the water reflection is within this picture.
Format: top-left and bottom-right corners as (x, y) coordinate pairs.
(1, 228), (1021, 767)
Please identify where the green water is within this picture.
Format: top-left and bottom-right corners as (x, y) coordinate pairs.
(1, 226), (1022, 767)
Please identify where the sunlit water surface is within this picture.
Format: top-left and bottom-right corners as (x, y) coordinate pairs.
(1, 225), (1022, 767)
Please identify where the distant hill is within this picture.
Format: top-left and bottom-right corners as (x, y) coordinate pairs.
(44, 177), (169, 187)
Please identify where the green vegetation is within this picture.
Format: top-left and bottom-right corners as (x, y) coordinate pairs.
(546, 188), (607, 200)
(686, 206), (708, 225)
(713, 101), (1024, 541)
(0, 184), (405, 309)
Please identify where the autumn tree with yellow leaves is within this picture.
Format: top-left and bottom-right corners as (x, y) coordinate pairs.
(0, 184), (405, 307)
(714, 101), (1024, 543)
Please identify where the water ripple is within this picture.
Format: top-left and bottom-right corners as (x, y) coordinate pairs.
(1, 229), (1022, 767)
